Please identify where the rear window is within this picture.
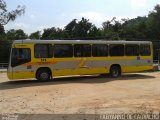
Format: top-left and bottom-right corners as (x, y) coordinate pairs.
(125, 44), (139, 56)
(140, 44), (151, 56)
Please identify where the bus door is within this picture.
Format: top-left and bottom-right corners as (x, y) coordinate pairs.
(73, 44), (92, 75)
(11, 45), (32, 79)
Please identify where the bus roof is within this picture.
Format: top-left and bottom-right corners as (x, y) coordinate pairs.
(12, 39), (152, 44)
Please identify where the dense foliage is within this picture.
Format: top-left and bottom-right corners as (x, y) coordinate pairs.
(1, 1), (160, 62)
(0, 0), (26, 62)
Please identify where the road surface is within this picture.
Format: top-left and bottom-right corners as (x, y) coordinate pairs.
(0, 72), (160, 114)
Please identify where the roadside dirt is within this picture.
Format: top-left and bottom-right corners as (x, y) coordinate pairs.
(0, 72), (160, 114)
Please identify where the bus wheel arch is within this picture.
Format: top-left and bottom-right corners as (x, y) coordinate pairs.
(109, 64), (121, 78)
(36, 67), (52, 81)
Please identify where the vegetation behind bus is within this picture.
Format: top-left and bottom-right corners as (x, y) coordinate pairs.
(1, 2), (160, 63)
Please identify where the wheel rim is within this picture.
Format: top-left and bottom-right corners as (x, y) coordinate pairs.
(40, 72), (49, 80)
(112, 69), (119, 77)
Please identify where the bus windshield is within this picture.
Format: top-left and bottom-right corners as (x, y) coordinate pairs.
(11, 48), (31, 67)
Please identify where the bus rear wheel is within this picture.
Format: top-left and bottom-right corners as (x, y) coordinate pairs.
(110, 65), (121, 78)
(36, 69), (51, 81)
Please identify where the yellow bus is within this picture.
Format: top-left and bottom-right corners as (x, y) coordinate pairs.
(7, 40), (153, 81)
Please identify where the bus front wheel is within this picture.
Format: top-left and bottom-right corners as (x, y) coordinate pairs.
(36, 69), (51, 81)
(110, 65), (121, 78)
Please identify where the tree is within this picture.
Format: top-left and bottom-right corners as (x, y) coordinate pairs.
(41, 27), (64, 40)
(0, 38), (10, 63)
(64, 19), (77, 38)
(88, 25), (99, 37)
(0, 0), (25, 26)
(76, 17), (93, 38)
(41, 27), (56, 40)
(147, 4), (160, 39)
(120, 16), (148, 39)
(29, 31), (41, 39)
(64, 17), (97, 39)
(0, 0), (26, 62)
(102, 17), (122, 40)
(0, 24), (5, 35)
(6, 29), (28, 40)
(0, 29), (27, 62)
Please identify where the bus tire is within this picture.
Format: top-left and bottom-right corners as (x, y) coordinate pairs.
(36, 69), (51, 81)
(110, 65), (121, 78)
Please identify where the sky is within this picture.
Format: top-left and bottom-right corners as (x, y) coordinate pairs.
(4, 0), (160, 35)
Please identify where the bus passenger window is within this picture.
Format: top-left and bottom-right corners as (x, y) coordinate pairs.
(140, 44), (151, 56)
(125, 44), (139, 56)
(109, 44), (124, 56)
(92, 44), (108, 57)
(11, 48), (31, 67)
(54, 44), (73, 58)
(74, 44), (91, 57)
(34, 44), (53, 58)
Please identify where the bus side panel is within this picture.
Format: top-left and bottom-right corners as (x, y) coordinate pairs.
(50, 57), (110, 76)
(9, 56), (153, 80)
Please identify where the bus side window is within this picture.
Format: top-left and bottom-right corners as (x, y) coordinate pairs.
(92, 44), (108, 57)
(125, 44), (139, 56)
(74, 44), (91, 57)
(34, 44), (53, 58)
(140, 44), (151, 56)
(109, 44), (124, 56)
(54, 44), (73, 58)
